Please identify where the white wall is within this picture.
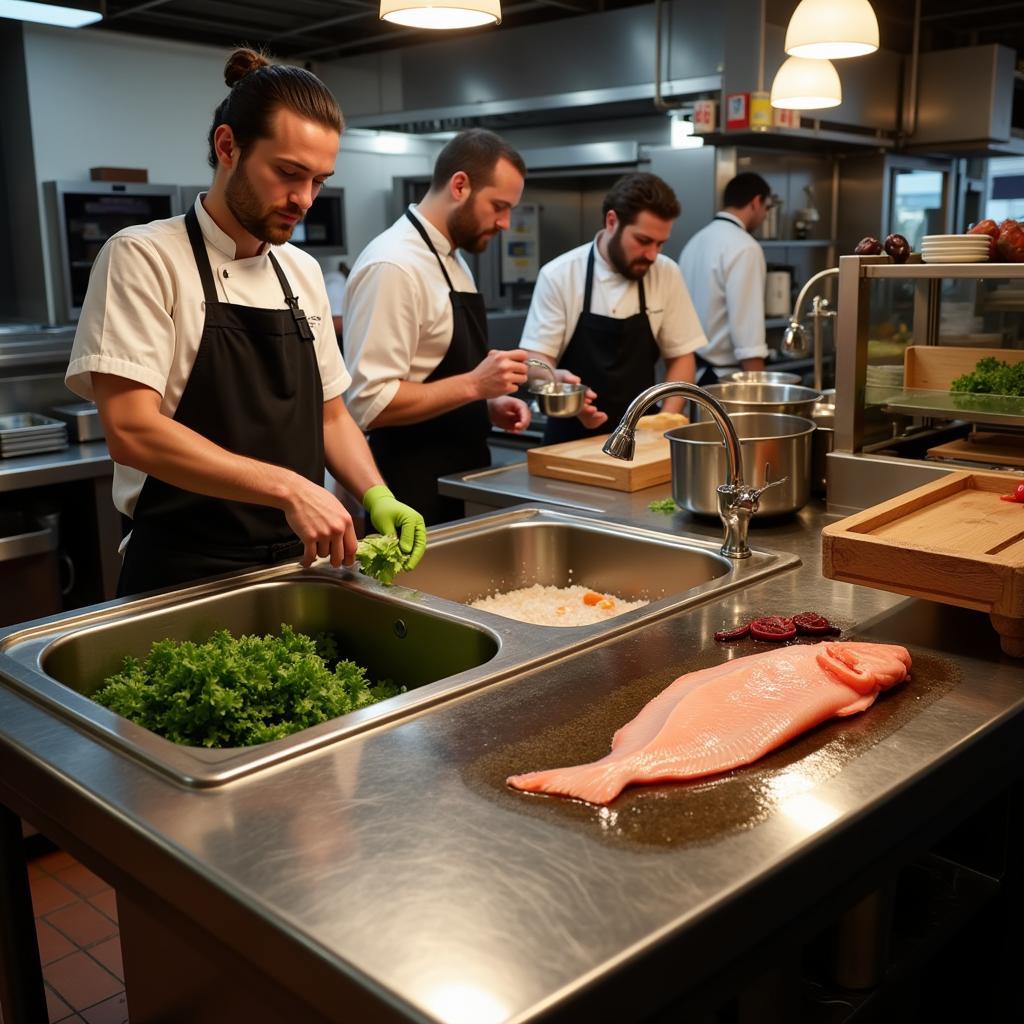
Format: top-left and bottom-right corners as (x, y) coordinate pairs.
(20, 25), (437, 320)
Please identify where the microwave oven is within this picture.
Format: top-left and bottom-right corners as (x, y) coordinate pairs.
(45, 180), (180, 322)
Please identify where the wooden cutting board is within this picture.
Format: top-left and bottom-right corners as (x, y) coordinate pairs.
(821, 470), (1024, 656)
(927, 432), (1024, 468)
(527, 426), (672, 492)
(904, 345), (1024, 390)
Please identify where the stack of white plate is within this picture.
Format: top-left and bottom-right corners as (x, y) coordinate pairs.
(0, 413), (69, 458)
(921, 234), (991, 264)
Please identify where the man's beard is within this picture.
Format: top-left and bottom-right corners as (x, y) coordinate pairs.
(225, 159), (303, 246)
(607, 225), (654, 280)
(447, 200), (498, 254)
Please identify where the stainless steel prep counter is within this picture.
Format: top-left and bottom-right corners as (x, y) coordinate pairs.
(0, 477), (1022, 1022)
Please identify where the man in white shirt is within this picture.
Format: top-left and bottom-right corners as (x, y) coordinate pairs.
(343, 129), (531, 524)
(678, 172), (773, 383)
(67, 49), (425, 595)
(520, 173), (707, 444)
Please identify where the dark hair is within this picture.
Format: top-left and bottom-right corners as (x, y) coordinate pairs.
(207, 48), (344, 169)
(429, 129), (526, 192)
(723, 173), (771, 209)
(602, 173), (680, 227)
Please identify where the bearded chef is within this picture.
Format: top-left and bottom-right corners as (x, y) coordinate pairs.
(343, 129), (532, 525)
(66, 49), (426, 596)
(520, 172), (707, 443)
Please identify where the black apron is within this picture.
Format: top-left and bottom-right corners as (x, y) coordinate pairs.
(543, 244), (659, 445)
(694, 215), (746, 386)
(367, 210), (491, 526)
(117, 207), (324, 596)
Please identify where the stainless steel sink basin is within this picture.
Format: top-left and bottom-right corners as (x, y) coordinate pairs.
(0, 506), (798, 788)
(403, 510), (732, 611)
(0, 576), (502, 787)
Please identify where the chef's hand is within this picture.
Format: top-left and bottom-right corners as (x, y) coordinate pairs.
(469, 348), (530, 399)
(488, 396), (531, 433)
(578, 390), (608, 431)
(284, 477), (359, 569)
(362, 485), (427, 570)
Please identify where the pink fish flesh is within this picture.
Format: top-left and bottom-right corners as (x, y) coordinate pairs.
(506, 642), (912, 805)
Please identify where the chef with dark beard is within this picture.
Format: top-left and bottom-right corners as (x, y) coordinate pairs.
(67, 48), (426, 595)
(343, 129), (532, 525)
(520, 173), (707, 444)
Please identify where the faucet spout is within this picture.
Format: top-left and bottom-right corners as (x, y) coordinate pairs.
(602, 381), (757, 558)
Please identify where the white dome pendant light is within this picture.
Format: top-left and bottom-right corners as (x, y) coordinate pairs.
(379, 0), (501, 29)
(784, 0), (879, 60)
(770, 56), (842, 110)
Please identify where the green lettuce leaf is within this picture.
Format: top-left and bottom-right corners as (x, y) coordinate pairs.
(356, 533), (406, 586)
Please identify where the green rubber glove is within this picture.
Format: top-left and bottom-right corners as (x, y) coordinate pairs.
(362, 485), (427, 571)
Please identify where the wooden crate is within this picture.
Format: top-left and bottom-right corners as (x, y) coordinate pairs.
(822, 470), (1024, 656)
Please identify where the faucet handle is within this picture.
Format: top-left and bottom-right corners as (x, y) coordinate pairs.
(753, 462), (788, 499)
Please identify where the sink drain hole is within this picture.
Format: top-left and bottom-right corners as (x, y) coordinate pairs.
(393, 619), (408, 639)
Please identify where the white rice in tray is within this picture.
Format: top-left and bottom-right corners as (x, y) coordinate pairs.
(469, 584), (647, 626)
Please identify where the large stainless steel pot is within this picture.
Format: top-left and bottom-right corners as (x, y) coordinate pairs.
(695, 383), (822, 420)
(810, 389), (835, 496)
(666, 413), (815, 516)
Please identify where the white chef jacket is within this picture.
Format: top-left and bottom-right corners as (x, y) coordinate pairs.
(521, 239), (707, 362)
(66, 194), (348, 519)
(343, 205), (477, 431)
(678, 212), (769, 366)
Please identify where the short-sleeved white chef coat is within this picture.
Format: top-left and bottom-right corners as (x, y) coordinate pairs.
(342, 205), (477, 431)
(520, 238), (707, 363)
(678, 212), (769, 367)
(66, 194), (348, 519)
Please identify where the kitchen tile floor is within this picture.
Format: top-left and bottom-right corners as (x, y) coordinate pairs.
(18, 839), (129, 1024)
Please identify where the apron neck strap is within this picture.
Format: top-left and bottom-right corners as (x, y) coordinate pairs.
(587, 242), (648, 315)
(406, 209), (455, 291)
(184, 206), (219, 305)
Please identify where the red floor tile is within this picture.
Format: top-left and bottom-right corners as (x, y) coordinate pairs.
(43, 952), (122, 1013)
(53, 864), (109, 900)
(30, 875), (78, 916)
(80, 992), (129, 1024)
(87, 938), (124, 984)
(43, 983), (72, 1023)
(47, 901), (119, 949)
(36, 918), (77, 965)
(86, 889), (119, 924)
(34, 849), (76, 875)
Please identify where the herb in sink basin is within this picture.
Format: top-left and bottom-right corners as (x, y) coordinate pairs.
(92, 624), (404, 748)
(356, 533), (407, 585)
(648, 498), (677, 514)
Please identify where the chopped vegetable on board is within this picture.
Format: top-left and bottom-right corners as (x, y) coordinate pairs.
(1000, 482), (1024, 503)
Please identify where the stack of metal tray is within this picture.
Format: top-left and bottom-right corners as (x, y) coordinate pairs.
(0, 413), (69, 458)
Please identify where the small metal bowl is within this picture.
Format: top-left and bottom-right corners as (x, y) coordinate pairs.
(529, 381), (586, 418)
(729, 370), (802, 386)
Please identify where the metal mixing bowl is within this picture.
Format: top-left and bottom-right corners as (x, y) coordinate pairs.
(728, 370), (802, 386)
(696, 382), (822, 420)
(529, 381), (586, 418)
(665, 412), (815, 517)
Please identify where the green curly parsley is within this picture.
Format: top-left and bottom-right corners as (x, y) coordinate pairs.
(648, 498), (678, 514)
(355, 533), (407, 585)
(92, 624), (404, 748)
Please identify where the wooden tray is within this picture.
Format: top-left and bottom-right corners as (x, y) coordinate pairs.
(822, 470), (1024, 656)
(526, 425), (672, 492)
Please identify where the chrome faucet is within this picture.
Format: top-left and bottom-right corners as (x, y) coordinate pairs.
(781, 266), (839, 393)
(602, 381), (773, 560)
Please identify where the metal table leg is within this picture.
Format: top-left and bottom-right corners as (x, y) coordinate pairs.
(0, 804), (47, 1024)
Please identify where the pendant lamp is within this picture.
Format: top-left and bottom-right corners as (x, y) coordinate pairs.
(784, 0), (879, 60)
(379, 0), (500, 29)
(770, 56), (842, 110)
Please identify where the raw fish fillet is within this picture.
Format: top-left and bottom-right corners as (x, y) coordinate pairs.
(507, 642), (911, 805)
